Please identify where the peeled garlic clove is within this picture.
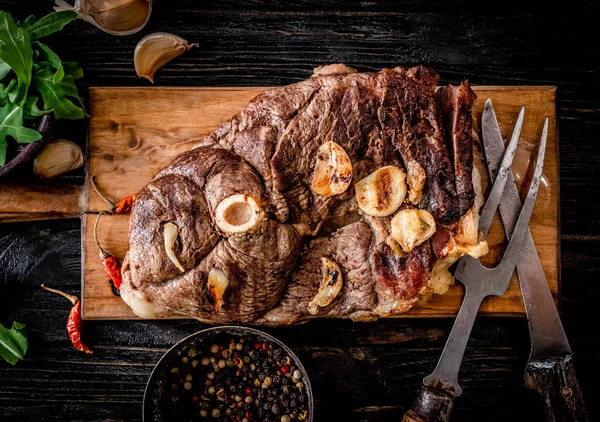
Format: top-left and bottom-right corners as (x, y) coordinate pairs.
(206, 268), (229, 312)
(163, 222), (185, 273)
(308, 257), (343, 315)
(134, 32), (197, 83)
(33, 140), (84, 179)
(355, 166), (406, 217)
(54, 0), (151, 36)
(391, 209), (436, 253)
(214, 194), (264, 234)
(406, 161), (426, 204)
(311, 141), (353, 197)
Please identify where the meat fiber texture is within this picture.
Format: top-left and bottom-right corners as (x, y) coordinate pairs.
(120, 64), (483, 325)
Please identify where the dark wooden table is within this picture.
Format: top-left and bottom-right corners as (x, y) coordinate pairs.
(1, 2), (599, 421)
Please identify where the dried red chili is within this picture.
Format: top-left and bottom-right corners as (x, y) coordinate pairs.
(41, 284), (93, 354)
(90, 175), (136, 214)
(94, 213), (122, 291)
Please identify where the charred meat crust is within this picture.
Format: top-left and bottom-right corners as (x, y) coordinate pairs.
(436, 81), (477, 217)
(121, 66), (477, 323)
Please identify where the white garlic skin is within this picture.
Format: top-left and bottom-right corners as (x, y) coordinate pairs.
(33, 139), (84, 179)
(54, 0), (152, 36)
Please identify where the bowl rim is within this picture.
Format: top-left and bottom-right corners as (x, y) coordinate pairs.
(142, 325), (314, 422)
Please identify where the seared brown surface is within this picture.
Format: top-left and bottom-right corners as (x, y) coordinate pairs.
(82, 86), (558, 320)
(121, 66), (472, 323)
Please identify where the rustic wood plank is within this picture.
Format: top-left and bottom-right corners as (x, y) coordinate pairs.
(0, 183), (83, 223)
(82, 86), (558, 319)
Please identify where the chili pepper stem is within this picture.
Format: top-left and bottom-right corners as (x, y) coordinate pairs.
(41, 284), (79, 306)
(90, 175), (116, 209)
(94, 213), (111, 260)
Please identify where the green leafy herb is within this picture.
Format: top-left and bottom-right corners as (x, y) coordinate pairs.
(33, 67), (86, 120)
(0, 321), (28, 365)
(19, 10), (77, 41)
(0, 102), (42, 163)
(0, 60), (10, 79)
(0, 10), (84, 166)
(23, 95), (52, 119)
(0, 11), (33, 106)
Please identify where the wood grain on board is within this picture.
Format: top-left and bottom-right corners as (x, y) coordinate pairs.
(82, 86), (558, 319)
(0, 183), (83, 223)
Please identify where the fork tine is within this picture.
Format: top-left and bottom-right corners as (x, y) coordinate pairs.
(493, 118), (548, 289)
(478, 106), (525, 237)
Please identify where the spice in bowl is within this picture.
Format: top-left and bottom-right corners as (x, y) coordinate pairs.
(159, 333), (310, 421)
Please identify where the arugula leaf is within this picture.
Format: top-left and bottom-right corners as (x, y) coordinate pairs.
(33, 41), (64, 83)
(0, 60), (10, 79)
(33, 66), (86, 120)
(23, 95), (52, 119)
(0, 11), (33, 106)
(0, 102), (42, 164)
(63, 61), (83, 80)
(0, 321), (28, 365)
(19, 11), (77, 41)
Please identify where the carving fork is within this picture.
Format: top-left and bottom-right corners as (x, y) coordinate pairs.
(402, 108), (548, 422)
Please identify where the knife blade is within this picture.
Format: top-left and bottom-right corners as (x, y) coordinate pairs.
(482, 100), (589, 422)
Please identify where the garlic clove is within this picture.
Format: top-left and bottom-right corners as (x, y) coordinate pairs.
(406, 160), (426, 204)
(391, 209), (436, 253)
(214, 194), (264, 235)
(307, 257), (343, 315)
(206, 268), (229, 312)
(311, 141), (353, 197)
(355, 166), (406, 217)
(54, 0), (152, 36)
(33, 139), (84, 179)
(163, 222), (185, 273)
(134, 32), (197, 83)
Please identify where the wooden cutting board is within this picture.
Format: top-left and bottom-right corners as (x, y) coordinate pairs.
(81, 86), (558, 320)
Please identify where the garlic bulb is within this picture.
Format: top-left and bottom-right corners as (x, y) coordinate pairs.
(33, 140), (84, 179)
(54, 0), (151, 36)
(134, 32), (197, 83)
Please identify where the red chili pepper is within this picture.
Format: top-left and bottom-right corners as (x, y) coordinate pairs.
(41, 284), (93, 354)
(261, 342), (268, 351)
(90, 175), (136, 214)
(254, 343), (261, 349)
(192, 396), (198, 403)
(113, 194), (136, 214)
(94, 213), (122, 291)
(245, 387), (252, 395)
(280, 365), (289, 374)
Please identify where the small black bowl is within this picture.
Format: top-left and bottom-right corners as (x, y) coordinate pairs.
(143, 326), (314, 422)
(0, 114), (53, 181)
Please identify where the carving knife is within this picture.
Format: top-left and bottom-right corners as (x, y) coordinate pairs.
(481, 100), (588, 422)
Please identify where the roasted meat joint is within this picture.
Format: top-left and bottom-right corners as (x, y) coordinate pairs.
(120, 64), (489, 324)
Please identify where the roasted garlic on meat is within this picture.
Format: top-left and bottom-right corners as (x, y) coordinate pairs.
(355, 166), (406, 217)
(406, 161), (426, 204)
(163, 222), (185, 272)
(207, 269), (229, 312)
(311, 141), (353, 197)
(307, 257), (343, 315)
(215, 194), (264, 234)
(391, 209), (436, 253)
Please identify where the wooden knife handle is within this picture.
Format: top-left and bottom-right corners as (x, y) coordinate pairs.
(524, 354), (589, 422)
(401, 386), (455, 422)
